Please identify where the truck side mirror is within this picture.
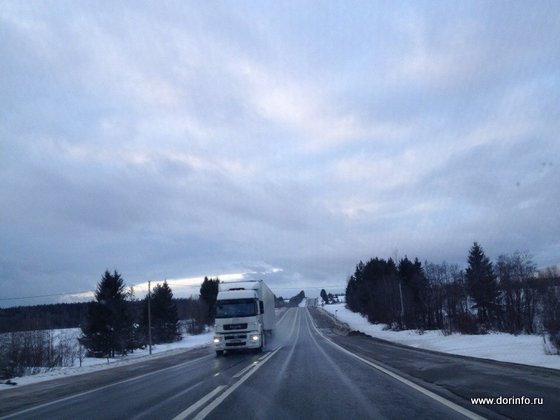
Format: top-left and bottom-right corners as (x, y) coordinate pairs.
(260, 301), (264, 314)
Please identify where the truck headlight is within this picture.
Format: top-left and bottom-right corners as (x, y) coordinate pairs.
(213, 337), (222, 343)
(251, 334), (260, 341)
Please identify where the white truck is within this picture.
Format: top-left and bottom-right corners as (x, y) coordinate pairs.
(213, 280), (275, 356)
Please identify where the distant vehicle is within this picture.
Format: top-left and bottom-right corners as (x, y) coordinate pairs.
(213, 280), (275, 356)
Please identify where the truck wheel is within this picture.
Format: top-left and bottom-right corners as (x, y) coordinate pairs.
(216, 350), (224, 357)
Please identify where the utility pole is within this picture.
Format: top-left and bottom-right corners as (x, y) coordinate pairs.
(399, 280), (405, 329)
(148, 280), (152, 355)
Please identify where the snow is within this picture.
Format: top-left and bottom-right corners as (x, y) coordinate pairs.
(321, 303), (560, 370)
(0, 330), (214, 391)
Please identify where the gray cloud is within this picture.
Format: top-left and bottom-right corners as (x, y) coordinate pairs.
(1, 1), (559, 306)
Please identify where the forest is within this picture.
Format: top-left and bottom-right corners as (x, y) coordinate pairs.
(345, 242), (560, 352)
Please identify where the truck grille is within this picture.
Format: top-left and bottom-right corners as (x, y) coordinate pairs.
(224, 334), (247, 340)
(223, 323), (247, 330)
(223, 332), (248, 347)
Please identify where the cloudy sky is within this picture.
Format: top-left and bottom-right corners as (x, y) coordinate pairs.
(1, 1), (559, 306)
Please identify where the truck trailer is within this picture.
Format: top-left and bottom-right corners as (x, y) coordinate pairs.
(213, 280), (275, 356)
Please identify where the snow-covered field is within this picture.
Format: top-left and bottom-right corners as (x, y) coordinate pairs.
(322, 303), (560, 370)
(1, 330), (214, 391)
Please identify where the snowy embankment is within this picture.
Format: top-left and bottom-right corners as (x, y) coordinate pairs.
(0, 330), (213, 391)
(321, 303), (560, 370)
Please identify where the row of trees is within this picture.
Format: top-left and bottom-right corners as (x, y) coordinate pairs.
(0, 298), (212, 334)
(288, 291), (306, 306)
(0, 303), (90, 333)
(80, 271), (181, 358)
(320, 289), (342, 304)
(345, 243), (560, 352)
(274, 291), (306, 307)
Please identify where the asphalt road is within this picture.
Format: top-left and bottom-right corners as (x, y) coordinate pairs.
(310, 307), (560, 420)
(1, 307), (558, 419)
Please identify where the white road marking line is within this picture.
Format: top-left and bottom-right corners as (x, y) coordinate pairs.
(232, 361), (258, 379)
(306, 309), (485, 420)
(171, 385), (227, 420)
(0, 354), (214, 420)
(193, 347), (281, 420)
(276, 308), (291, 325)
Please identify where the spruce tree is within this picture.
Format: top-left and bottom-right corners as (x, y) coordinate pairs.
(398, 257), (428, 329)
(320, 289), (329, 305)
(143, 281), (181, 344)
(199, 277), (220, 324)
(80, 270), (133, 357)
(465, 243), (500, 328)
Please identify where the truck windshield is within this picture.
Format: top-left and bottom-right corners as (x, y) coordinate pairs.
(216, 299), (258, 318)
